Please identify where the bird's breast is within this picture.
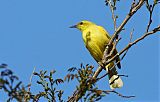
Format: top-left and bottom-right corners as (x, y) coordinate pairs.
(82, 29), (106, 62)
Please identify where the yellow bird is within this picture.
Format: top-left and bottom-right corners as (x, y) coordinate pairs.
(70, 20), (123, 89)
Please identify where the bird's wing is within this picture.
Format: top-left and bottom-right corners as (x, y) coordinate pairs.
(97, 26), (121, 69)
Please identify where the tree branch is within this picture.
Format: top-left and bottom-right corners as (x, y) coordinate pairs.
(106, 0), (117, 31)
(67, 1), (159, 101)
(94, 0), (145, 79)
(105, 25), (160, 66)
(104, 90), (135, 98)
(145, 0), (156, 32)
(28, 67), (36, 92)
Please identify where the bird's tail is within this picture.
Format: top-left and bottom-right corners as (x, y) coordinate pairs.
(105, 62), (123, 89)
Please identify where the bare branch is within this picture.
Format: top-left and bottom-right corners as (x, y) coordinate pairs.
(104, 90), (135, 98)
(28, 67), (36, 92)
(68, 90), (79, 102)
(68, 1), (159, 101)
(93, 0), (145, 79)
(106, 0), (117, 31)
(92, 66), (103, 79)
(106, 37), (121, 60)
(94, 25), (159, 83)
(105, 25), (160, 66)
(108, 0), (145, 47)
(121, 28), (134, 60)
(145, 0), (157, 32)
(96, 72), (108, 81)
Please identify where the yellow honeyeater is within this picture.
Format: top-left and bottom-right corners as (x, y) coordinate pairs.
(70, 20), (123, 89)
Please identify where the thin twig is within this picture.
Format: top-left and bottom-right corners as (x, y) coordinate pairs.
(96, 73), (108, 81)
(105, 25), (160, 66)
(94, 0), (145, 79)
(92, 66), (103, 79)
(96, 26), (159, 82)
(90, 89), (135, 98)
(67, 1), (158, 101)
(28, 67), (36, 92)
(107, 0), (145, 47)
(107, 0), (117, 31)
(121, 28), (134, 60)
(97, 59), (128, 81)
(104, 90), (135, 98)
(106, 37), (121, 60)
(146, 0), (156, 32)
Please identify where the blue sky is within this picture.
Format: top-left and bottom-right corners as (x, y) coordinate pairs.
(0, 0), (159, 102)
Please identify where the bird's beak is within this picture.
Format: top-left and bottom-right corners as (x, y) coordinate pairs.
(69, 25), (77, 28)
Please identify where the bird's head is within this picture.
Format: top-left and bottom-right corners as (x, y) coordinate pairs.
(70, 20), (95, 31)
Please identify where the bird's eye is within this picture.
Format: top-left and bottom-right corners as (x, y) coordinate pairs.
(79, 22), (83, 25)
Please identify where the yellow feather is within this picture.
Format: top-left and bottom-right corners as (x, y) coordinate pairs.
(71, 20), (123, 89)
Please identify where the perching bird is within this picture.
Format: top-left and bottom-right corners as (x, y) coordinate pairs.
(70, 20), (123, 89)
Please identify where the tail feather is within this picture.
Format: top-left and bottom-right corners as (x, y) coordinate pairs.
(106, 62), (123, 89)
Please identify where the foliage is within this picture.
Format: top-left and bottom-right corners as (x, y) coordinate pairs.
(0, 63), (135, 102)
(0, 64), (64, 102)
(65, 64), (105, 101)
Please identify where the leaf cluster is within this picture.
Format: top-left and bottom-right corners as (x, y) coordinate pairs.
(0, 64), (29, 101)
(33, 70), (64, 102)
(66, 64), (110, 102)
(0, 64), (64, 102)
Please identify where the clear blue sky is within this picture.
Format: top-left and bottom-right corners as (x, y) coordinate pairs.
(0, 0), (159, 102)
